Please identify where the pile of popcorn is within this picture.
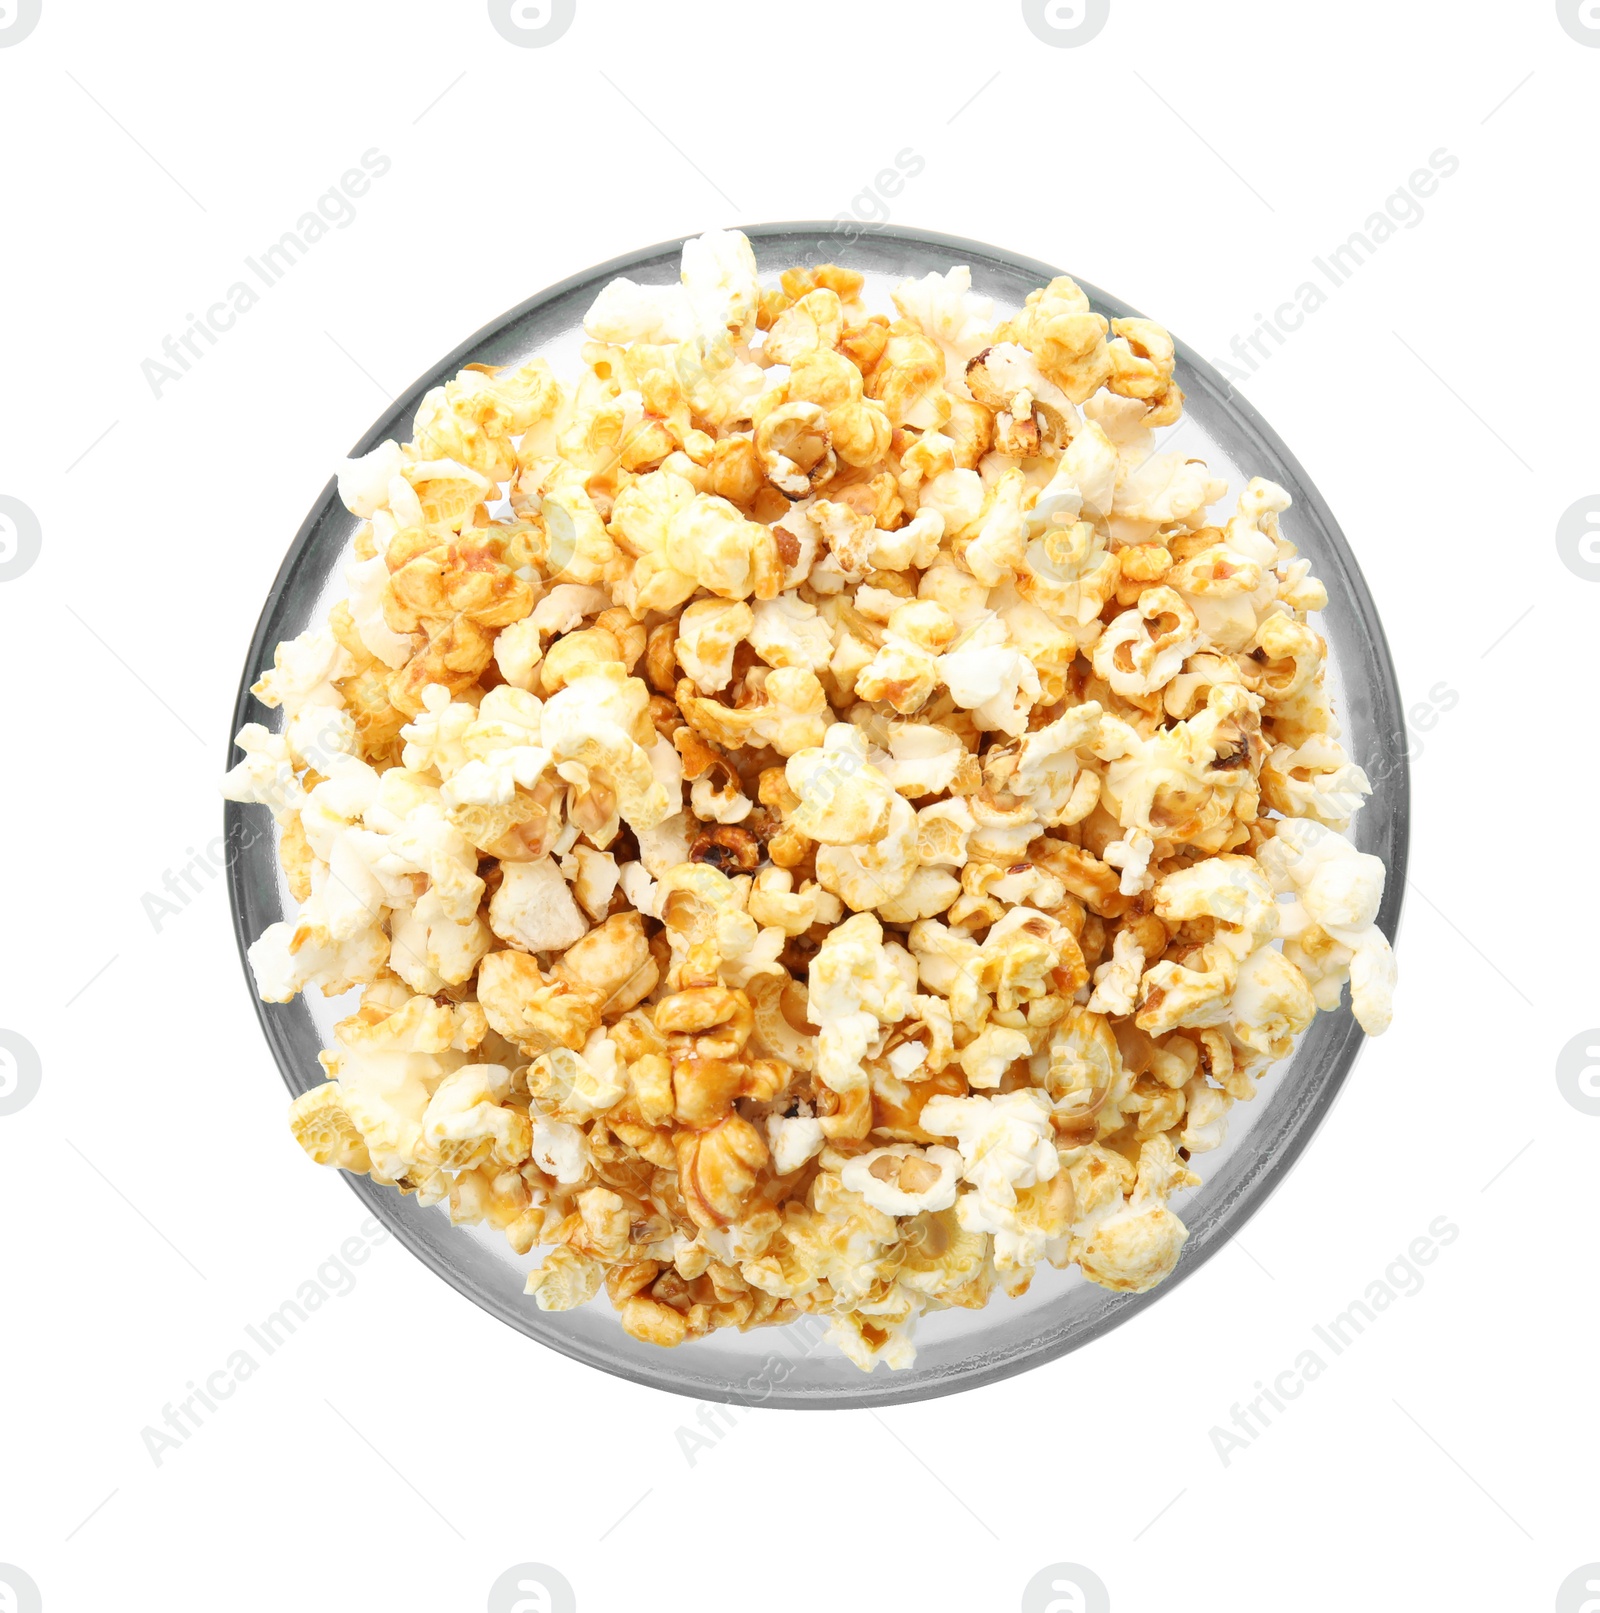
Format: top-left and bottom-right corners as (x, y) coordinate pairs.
(225, 230), (1395, 1370)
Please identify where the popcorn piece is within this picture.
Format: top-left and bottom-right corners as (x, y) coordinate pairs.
(528, 1031), (628, 1122)
(785, 723), (897, 845)
(997, 275), (1110, 401)
(958, 1023), (1033, 1089)
(1092, 587), (1203, 698)
(841, 1144), (962, 1216)
(920, 1089), (1060, 1255)
(1077, 1135), (1196, 1294)
(767, 1113), (827, 1176)
(418, 1064), (530, 1171)
(488, 857), (590, 954)
(808, 912), (916, 1094)
(893, 265), (995, 382)
(1087, 927), (1145, 1017)
(938, 618), (1041, 736)
(876, 723), (966, 798)
(675, 597), (754, 694)
(541, 665), (674, 839)
(749, 593), (833, 671)
(1259, 818), (1396, 1035)
(287, 1084), (372, 1172)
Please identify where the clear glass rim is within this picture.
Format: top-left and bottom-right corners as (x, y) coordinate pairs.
(224, 222), (1410, 1409)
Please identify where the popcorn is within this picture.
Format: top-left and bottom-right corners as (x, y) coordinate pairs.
(893, 265), (995, 381)
(814, 791), (918, 907)
(938, 618), (1041, 736)
(749, 593), (832, 671)
(920, 1090), (1060, 1250)
(288, 1084), (372, 1172)
(808, 912), (916, 1092)
(1075, 1135), (1197, 1293)
(232, 228), (1394, 1370)
(488, 857), (589, 954)
(1092, 587), (1203, 698)
(958, 1023), (1033, 1089)
(418, 1064), (530, 1172)
(785, 723), (896, 845)
(841, 1144), (962, 1216)
(674, 598), (754, 694)
(1258, 818), (1396, 1034)
(767, 1113), (826, 1175)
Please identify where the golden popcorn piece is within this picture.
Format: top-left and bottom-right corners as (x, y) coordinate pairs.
(288, 1084), (372, 1172)
(526, 1246), (606, 1311)
(755, 401), (836, 496)
(676, 1115), (769, 1230)
(235, 229), (1394, 1371)
(996, 275), (1112, 403)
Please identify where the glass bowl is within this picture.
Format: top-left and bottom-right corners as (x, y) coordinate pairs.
(225, 223), (1408, 1408)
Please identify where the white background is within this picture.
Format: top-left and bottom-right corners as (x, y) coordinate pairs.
(1, 2), (1594, 1609)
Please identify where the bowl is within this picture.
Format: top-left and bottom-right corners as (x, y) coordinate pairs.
(225, 223), (1408, 1408)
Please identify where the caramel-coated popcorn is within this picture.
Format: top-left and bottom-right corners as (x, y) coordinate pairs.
(228, 231), (1395, 1370)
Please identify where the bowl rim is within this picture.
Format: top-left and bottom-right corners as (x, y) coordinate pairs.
(226, 221), (1409, 1408)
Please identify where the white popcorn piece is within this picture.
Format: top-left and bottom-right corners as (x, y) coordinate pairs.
(489, 857), (589, 954)
(766, 1113), (827, 1176)
(1259, 819), (1396, 1034)
(808, 912), (916, 1094)
(842, 1144), (963, 1216)
(893, 265), (996, 381)
(920, 1090), (1059, 1247)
